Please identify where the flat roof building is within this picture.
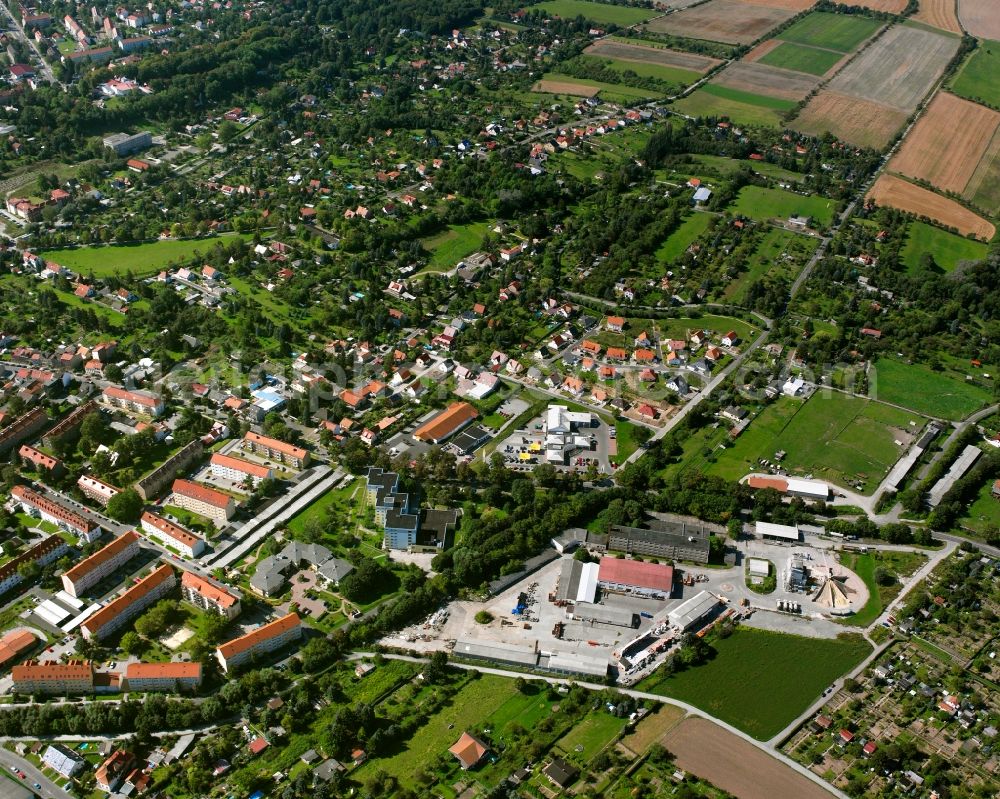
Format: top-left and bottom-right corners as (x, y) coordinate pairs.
(607, 517), (712, 564)
(755, 521), (800, 542)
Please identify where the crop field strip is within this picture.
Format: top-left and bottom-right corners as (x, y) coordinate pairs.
(951, 39), (1000, 110)
(888, 92), (1000, 213)
(584, 40), (722, 73)
(712, 61), (820, 101)
(914, 0), (962, 32)
(848, 0), (907, 10)
(644, 0), (798, 45)
(867, 173), (996, 241)
(756, 42), (844, 76)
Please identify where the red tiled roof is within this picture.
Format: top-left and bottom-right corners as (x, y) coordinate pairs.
(63, 532), (139, 583)
(413, 402), (478, 442)
(141, 511), (203, 548)
(125, 662), (201, 680)
(242, 431), (307, 460)
(82, 564), (174, 636)
(181, 571), (238, 609)
(598, 557), (673, 592)
(217, 613), (299, 660)
(210, 452), (270, 478)
(171, 479), (232, 509)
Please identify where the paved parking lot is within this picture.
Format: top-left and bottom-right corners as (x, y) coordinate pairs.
(494, 413), (615, 474)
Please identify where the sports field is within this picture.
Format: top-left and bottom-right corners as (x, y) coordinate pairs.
(40, 233), (253, 277)
(728, 185), (836, 225)
(655, 212), (713, 262)
(778, 11), (882, 51)
(707, 392), (924, 493)
(871, 358), (992, 420)
(902, 220), (989, 273)
(951, 39), (1000, 108)
(533, 0), (657, 25)
(638, 628), (872, 739)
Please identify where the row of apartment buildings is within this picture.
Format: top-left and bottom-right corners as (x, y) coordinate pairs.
(9, 485), (101, 543)
(12, 659), (202, 694)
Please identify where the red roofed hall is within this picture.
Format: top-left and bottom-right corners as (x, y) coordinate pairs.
(598, 557), (673, 596)
(413, 402), (478, 444)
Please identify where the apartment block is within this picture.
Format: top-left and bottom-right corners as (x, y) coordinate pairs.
(216, 613), (301, 673)
(101, 385), (165, 416)
(10, 485), (101, 542)
(61, 531), (141, 597)
(0, 534), (69, 595)
(168, 480), (235, 526)
(210, 452), (273, 486)
(241, 431), (309, 468)
(77, 474), (121, 506)
(12, 660), (94, 694)
(81, 564), (176, 640)
(140, 511), (206, 558)
(123, 662), (202, 692)
(180, 571), (241, 620)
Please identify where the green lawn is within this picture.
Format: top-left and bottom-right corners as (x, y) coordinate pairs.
(959, 477), (1000, 535)
(777, 11), (881, 52)
(871, 358), (991, 420)
(584, 55), (701, 86)
(838, 551), (923, 626)
(658, 313), (758, 344)
(729, 185), (836, 225)
(533, 0), (656, 25)
(419, 222), (491, 271)
(707, 392), (925, 493)
(638, 628), (871, 739)
(681, 153), (804, 183)
(40, 234), (254, 277)
(655, 212), (713, 263)
(674, 88), (786, 127)
(286, 478), (361, 536)
(758, 42), (843, 76)
(901, 220), (988, 273)
(951, 39), (1000, 108)
(373, 675), (521, 785)
(553, 712), (627, 764)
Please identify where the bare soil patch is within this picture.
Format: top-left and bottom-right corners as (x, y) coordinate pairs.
(826, 25), (959, 111)
(586, 40), (721, 72)
(714, 60), (819, 100)
(645, 0), (795, 44)
(792, 91), (908, 149)
(867, 173), (996, 240)
(914, 0), (962, 31)
(662, 717), (834, 799)
(744, 38), (783, 62)
(958, 0), (1000, 39)
(532, 79), (600, 96)
(890, 92), (1000, 195)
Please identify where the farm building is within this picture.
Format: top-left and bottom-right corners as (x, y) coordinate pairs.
(667, 590), (721, 632)
(747, 476), (829, 501)
(597, 557), (673, 598)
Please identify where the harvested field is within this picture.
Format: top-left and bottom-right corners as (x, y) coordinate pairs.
(958, 0), (1000, 39)
(914, 0), (961, 32)
(713, 61), (819, 101)
(531, 78), (600, 96)
(661, 717), (834, 799)
(744, 38), (783, 61)
(645, 0), (795, 44)
(890, 92), (1000, 196)
(825, 24), (959, 111)
(868, 173), (996, 241)
(658, 0), (707, 7)
(585, 40), (721, 72)
(742, 0), (815, 7)
(793, 91), (908, 149)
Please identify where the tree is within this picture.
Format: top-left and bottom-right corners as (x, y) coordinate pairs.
(106, 488), (143, 523)
(120, 631), (145, 656)
(474, 610), (493, 624)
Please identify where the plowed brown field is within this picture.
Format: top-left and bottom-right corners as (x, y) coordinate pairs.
(744, 38), (783, 61)
(959, 0), (1000, 39)
(890, 92), (1000, 195)
(914, 0), (962, 32)
(793, 91), (908, 148)
(661, 718), (834, 799)
(867, 174), (996, 240)
(531, 79), (599, 96)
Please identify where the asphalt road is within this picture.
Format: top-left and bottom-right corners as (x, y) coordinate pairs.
(0, 746), (71, 799)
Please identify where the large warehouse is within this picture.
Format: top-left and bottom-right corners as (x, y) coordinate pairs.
(598, 557), (673, 598)
(667, 590), (721, 632)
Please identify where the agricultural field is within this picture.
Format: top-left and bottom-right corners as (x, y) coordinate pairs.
(711, 61), (819, 102)
(870, 358), (992, 420)
(533, 73), (664, 101)
(867, 173), (996, 241)
(951, 38), (1000, 108)
(706, 392), (924, 493)
(644, 0), (796, 45)
(663, 718), (837, 799)
(532, 0), (657, 26)
(913, 0), (962, 32)
(777, 11), (882, 52)
(728, 185), (836, 225)
(958, 0), (1000, 40)
(792, 91), (909, 149)
(888, 92), (1000, 214)
(40, 233), (253, 277)
(585, 39), (722, 73)
(757, 43), (843, 75)
(674, 84), (794, 126)
(842, 0), (906, 10)
(590, 56), (702, 86)
(655, 212), (713, 262)
(901, 220), (989, 273)
(793, 25), (959, 148)
(639, 628), (872, 739)
(823, 24), (959, 111)
(419, 221), (491, 271)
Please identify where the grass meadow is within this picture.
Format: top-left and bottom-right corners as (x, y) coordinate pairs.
(871, 358), (991, 420)
(729, 185), (836, 225)
(40, 234), (253, 277)
(901, 220), (988, 273)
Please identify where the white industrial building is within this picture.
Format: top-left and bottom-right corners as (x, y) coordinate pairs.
(755, 521), (801, 542)
(667, 591), (721, 632)
(748, 558), (770, 578)
(543, 405), (594, 464)
(784, 478), (829, 501)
